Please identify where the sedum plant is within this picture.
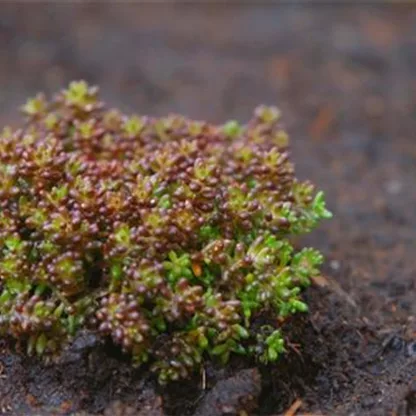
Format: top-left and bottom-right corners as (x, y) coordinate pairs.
(0, 81), (331, 384)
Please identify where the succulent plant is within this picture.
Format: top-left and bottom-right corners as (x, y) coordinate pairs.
(0, 81), (331, 383)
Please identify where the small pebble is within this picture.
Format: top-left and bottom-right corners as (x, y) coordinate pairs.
(330, 260), (340, 271)
(385, 180), (403, 195)
(388, 336), (404, 352)
(406, 342), (416, 357)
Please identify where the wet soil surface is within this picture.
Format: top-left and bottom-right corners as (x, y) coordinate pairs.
(0, 4), (415, 415)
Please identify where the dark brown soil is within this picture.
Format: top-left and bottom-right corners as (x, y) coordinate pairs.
(0, 4), (415, 416)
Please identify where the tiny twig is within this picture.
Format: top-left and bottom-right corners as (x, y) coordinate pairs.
(201, 366), (206, 390)
(283, 398), (302, 416)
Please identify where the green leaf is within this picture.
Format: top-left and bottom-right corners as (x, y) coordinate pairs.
(211, 343), (228, 356)
(64, 80), (93, 107)
(158, 194), (171, 209)
(256, 106), (281, 123)
(36, 333), (48, 356)
(124, 116), (144, 136)
(0, 290), (12, 304)
(199, 225), (220, 240)
(290, 299), (308, 313)
(222, 120), (242, 137)
(198, 334), (209, 349)
(233, 324), (249, 339)
(67, 315), (77, 335)
(152, 315), (167, 332)
(312, 191), (332, 219)
(232, 343), (246, 355)
(114, 224), (131, 246)
(6, 279), (31, 295)
(27, 335), (36, 356)
(21, 95), (46, 116)
(34, 284), (48, 297)
(53, 302), (65, 318)
(267, 347), (278, 362)
(5, 235), (22, 252)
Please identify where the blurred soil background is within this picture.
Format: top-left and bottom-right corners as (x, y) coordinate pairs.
(0, 4), (415, 416)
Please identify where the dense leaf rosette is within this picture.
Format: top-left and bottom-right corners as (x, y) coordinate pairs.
(0, 82), (331, 383)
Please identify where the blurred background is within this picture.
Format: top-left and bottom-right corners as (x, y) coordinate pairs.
(0, 4), (415, 322)
(0, 4), (416, 414)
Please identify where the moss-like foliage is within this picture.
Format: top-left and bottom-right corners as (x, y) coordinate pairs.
(0, 81), (331, 384)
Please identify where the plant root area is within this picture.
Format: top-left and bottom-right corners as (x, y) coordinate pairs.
(0, 4), (415, 416)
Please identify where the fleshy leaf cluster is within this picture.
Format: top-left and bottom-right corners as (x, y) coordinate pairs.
(0, 81), (331, 383)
